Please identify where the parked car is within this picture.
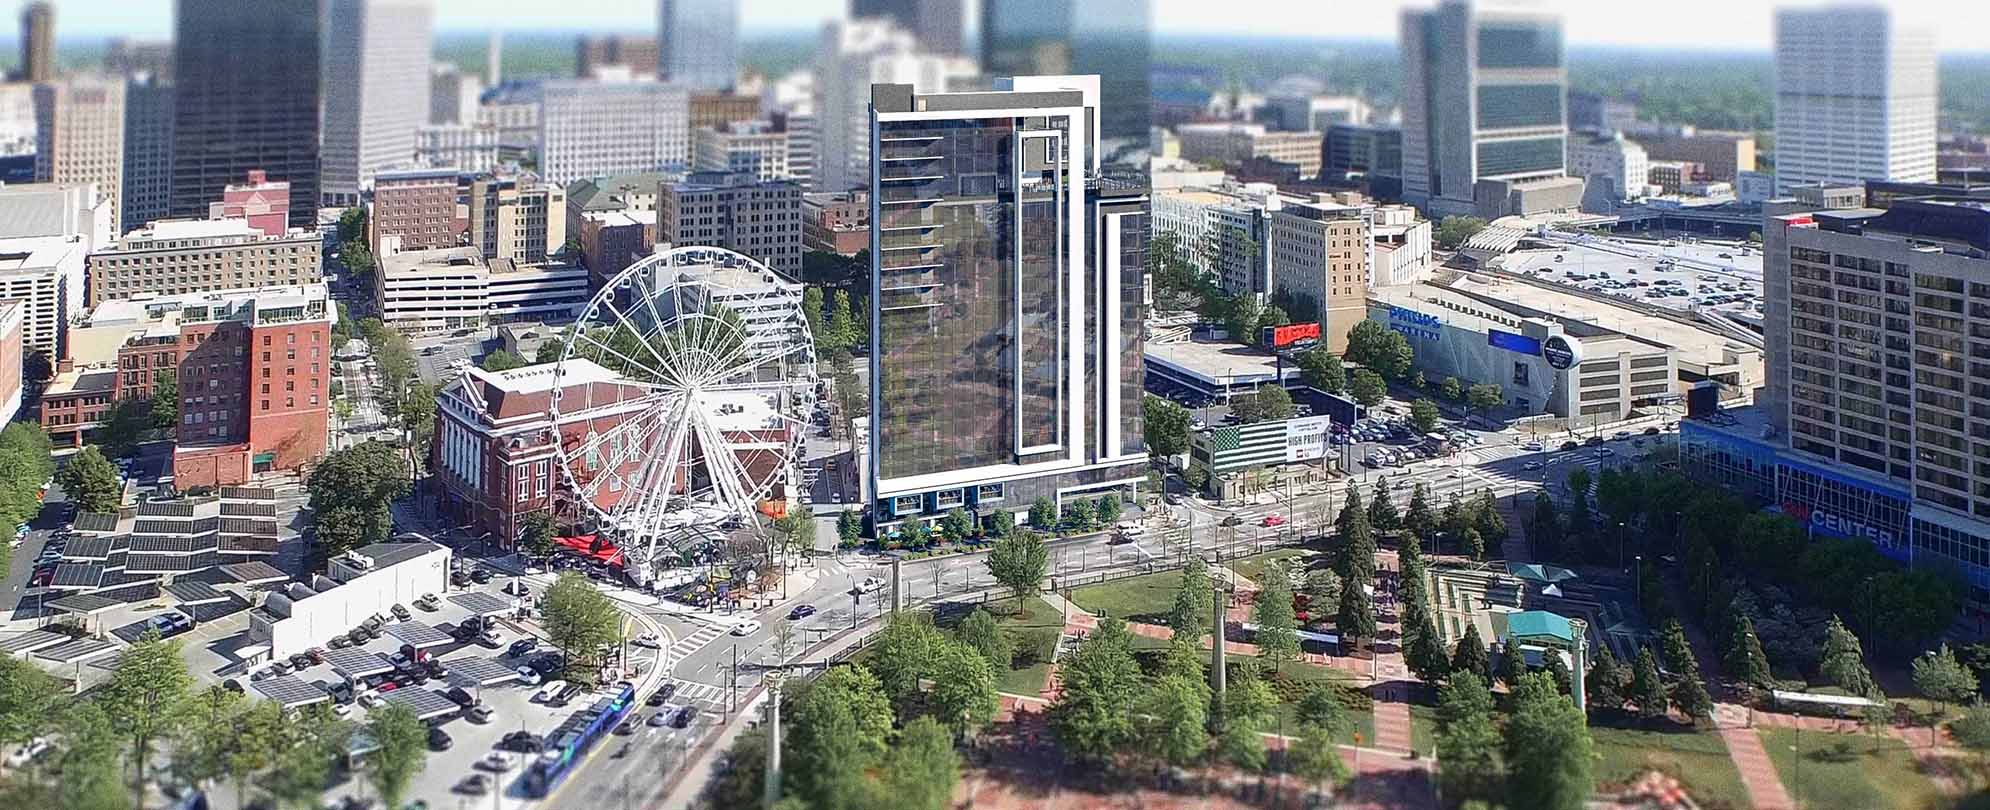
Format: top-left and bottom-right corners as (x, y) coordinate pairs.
(7, 737), (50, 767)
(464, 703), (494, 723)
(514, 667), (542, 686)
(499, 731), (543, 753)
(532, 681), (568, 703)
(426, 726), (452, 751)
(476, 752), (514, 772)
(507, 638), (539, 658)
(414, 593), (441, 611)
(453, 774), (489, 795)
(444, 687), (476, 706)
(474, 631), (503, 649)
(269, 659), (293, 676)
(501, 581), (530, 596)
(288, 653), (314, 670)
(470, 570), (492, 584)
(390, 604), (412, 621)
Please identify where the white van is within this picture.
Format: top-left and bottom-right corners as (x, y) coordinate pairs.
(532, 680), (567, 703)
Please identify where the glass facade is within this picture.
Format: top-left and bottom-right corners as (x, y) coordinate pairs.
(1476, 21), (1562, 69)
(1114, 208), (1147, 457)
(982, 0), (1152, 157)
(1476, 136), (1565, 177)
(1476, 84), (1563, 130)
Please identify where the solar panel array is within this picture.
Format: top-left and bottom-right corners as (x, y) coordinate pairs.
(36, 638), (117, 663)
(254, 675), (330, 707)
(446, 656), (523, 686)
(164, 580), (229, 605)
(50, 563), (104, 588)
(323, 648), (394, 678)
(382, 688), (460, 719)
(0, 630), (68, 655)
(46, 593), (120, 614)
(71, 512), (119, 533)
(386, 622), (452, 649)
(220, 561), (288, 583)
(448, 592), (511, 615)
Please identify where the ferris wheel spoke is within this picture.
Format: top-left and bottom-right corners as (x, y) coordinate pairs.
(717, 337), (809, 385)
(577, 404), (669, 507)
(576, 331), (669, 388)
(561, 393), (675, 467)
(597, 296), (680, 382)
(628, 397), (697, 537)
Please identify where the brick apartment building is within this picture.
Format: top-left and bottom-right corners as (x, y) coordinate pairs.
(370, 168), (462, 253)
(207, 169), (291, 237)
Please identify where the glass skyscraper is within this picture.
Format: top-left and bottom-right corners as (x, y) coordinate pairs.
(980, 0), (1151, 164)
(867, 77), (1147, 529)
(657, 0), (738, 92)
(170, 0), (320, 225)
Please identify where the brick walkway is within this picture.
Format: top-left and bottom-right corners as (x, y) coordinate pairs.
(1716, 723), (1794, 810)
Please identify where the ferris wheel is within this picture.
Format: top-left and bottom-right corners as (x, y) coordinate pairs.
(548, 246), (817, 582)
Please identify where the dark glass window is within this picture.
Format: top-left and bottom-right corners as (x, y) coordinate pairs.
(1477, 137), (1564, 177)
(1476, 84), (1562, 130)
(1476, 21), (1562, 69)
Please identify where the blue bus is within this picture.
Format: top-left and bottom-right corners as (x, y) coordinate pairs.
(522, 681), (637, 798)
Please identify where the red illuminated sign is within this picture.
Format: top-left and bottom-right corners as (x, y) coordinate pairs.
(1265, 322), (1321, 349)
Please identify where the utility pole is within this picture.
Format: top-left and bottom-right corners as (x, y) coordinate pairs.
(729, 644), (739, 715)
(1211, 584), (1227, 700)
(763, 674), (784, 809)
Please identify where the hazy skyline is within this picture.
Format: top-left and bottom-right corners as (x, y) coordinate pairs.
(35, 0), (1990, 53)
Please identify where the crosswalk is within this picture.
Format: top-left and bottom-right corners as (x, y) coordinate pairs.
(669, 680), (728, 708)
(663, 624), (726, 672)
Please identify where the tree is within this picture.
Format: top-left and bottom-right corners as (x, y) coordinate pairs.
(1141, 672), (1210, 767)
(534, 335), (565, 364)
(1028, 496), (1058, 531)
(1302, 568), (1342, 620)
(1168, 556), (1214, 640)
(936, 507), (973, 542)
(1436, 673), (1502, 805)
(1062, 498), (1096, 531)
(1461, 527), (1486, 561)
(837, 509), (864, 547)
(1252, 561), (1300, 668)
(1291, 685), (1353, 797)
(1504, 671), (1594, 810)
(787, 664), (894, 810)
(1820, 615), (1878, 697)
(336, 206), (367, 243)
(1403, 602), (1450, 683)
(1348, 368), (1387, 407)
(1336, 575), (1376, 651)
(100, 632), (193, 809)
(51, 702), (126, 810)
(1253, 384), (1294, 421)
(1095, 494), (1122, 527)
(1655, 620), (1714, 720)
(1435, 215), (1489, 249)
(306, 441), (410, 553)
(1722, 609), (1774, 692)
(1142, 395), (1191, 457)
(58, 445), (121, 513)
(869, 613), (946, 704)
(881, 718), (959, 810)
(1914, 643), (1978, 718)
(1497, 640), (1530, 688)
(986, 530), (1049, 613)
(98, 397), (149, 454)
(956, 608), (1012, 670)
(520, 511), (558, 557)
(1296, 347), (1346, 393)
(1452, 623), (1490, 681)
(1217, 666), (1275, 770)
(1367, 476), (1400, 532)
(481, 349), (526, 371)
(1586, 646), (1629, 714)
(802, 286), (826, 344)
(1950, 702), (1990, 765)
(1345, 320), (1413, 379)
(1440, 376), (1464, 402)
(541, 573), (621, 683)
(1332, 484), (1377, 583)
(149, 370), (179, 430)
(1473, 491), (1507, 547)
(262, 706), (345, 809)
(1049, 619), (1143, 762)
(169, 685), (246, 797)
(1405, 482), (1436, 542)
(1409, 398), (1439, 433)
(0, 655), (64, 747)
(926, 638), (999, 736)
(1467, 383), (1503, 416)
(1631, 647), (1669, 723)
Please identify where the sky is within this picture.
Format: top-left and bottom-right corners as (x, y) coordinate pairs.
(39, 0), (1990, 53)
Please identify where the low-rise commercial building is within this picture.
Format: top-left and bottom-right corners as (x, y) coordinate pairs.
(1567, 130), (1650, 201)
(1176, 122), (1323, 179)
(85, 218), (321, 307)
(469, 175), (564, 264)
(802, 190), (867, 255)
(1367, 282), (1678, 424)
(564, 171), (666, 239)
(1186, 413), (1333, 499)
(207, 169), (290, 237)
(250, 540), (450, 659)
(1268, 199), (1369, 355)
(1636, 127), (1756, 183)
(575, 209), (656, 289)
(375, 245), (589, 333)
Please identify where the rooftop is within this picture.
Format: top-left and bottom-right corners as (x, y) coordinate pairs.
(116, 218), (271, 243)
(468, 357), (620, 395)
(1143, 338), (1294, 387)
(1446, 271), (1757, 371)
(380, 246), (486, 276)
(346, 541), (446, 570)
(1501, 610), (1576, 643)
(44, 367), (117, 397)
(0, 235), (82, 273)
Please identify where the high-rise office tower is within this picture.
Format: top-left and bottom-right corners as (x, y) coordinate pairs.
(979, 0), (1150, 163)
(19, 2), (51, 83)
(658, 0), (737, 92)
(815, 19), (978, 193)
(122, 75), (173, 232)
(866, 76), (1149, 531)
(1399, 0), (1572, 219)
(321, 0), (433, 207)
(170, 0), (320, 227)
(849, 0), (963, 56)
(534, 78), (689, 185)
(1773, 6), (1936, 194)
(34, 79), (126, 237)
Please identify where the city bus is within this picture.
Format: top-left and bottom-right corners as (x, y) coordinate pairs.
(521, 681), (637, 798)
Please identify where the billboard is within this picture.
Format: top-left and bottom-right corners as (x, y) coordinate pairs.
(1263, 321), (1321, 349)
(1284, 415), (1330, 462)
(1488, 329), (1542, 355)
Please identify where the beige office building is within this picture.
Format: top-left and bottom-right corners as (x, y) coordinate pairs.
(469, 177), (565, 264)
(1268, 200), (1369, 355)
(34, 78), (126, 237)
(86, 218), (322, 307)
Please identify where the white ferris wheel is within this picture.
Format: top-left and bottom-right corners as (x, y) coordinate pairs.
(548, 246), (817, 581)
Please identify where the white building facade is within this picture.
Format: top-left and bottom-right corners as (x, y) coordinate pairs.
(1567, 130), (1650, 201)
(813, 18), (977, 193)
(1773, 6), (1936, 193)
(535, 78), (690, 186)
(320, 0), (434, 205)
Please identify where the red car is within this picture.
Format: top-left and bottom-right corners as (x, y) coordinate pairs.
(378, 680), (401, 692)
(29, 569), (52, 587)
(1261, 514), (1285, 527)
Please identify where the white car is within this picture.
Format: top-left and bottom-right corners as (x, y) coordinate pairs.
(6, 737), (49, 767)
(331, 701), (354, 718)
(730, 620), (762, 637)
(358, 693), (382, 708)
(477, 751), (515, 772)
(632, 632), (663, 649)
(515, 667), (543, 686)
(533, 680), (568, 702)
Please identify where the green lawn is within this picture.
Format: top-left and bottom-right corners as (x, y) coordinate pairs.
(1591, 724), (1754, 810)
(1068, 569), (1188, 624)
(1759, 728), (1945, 810)
(1224, 548), (1315, 587)
(990, 596), (1069, 697)
(1409, 701), (1440, 756)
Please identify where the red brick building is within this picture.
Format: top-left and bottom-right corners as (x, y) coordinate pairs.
(207, 169), (291, 237)
(370, 168), (463, 253)
(802, 190), (868, 255)
(172, 285), (335, 487)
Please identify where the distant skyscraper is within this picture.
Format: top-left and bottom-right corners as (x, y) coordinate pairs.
(1399, 0), (1571, 218)
(658, 0), (737, 92)
(979, 0), (1150, 162)
(34, 78), (126, 236)
(576, 34), (661, 79)
(849, 0), (963, 55)
(533, 78), (689, 185)
(866, 76), (1150, 531)
(170, 0), (320, 227)
(122, 75), (173, 231)
(815, 19), (977, 193)
(1773, 5), (1936, 194)
(19, 2), (51, 83)
(321, 0), (433, 206)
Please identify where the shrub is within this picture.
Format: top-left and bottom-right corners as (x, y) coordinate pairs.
(1011, 628), (1062, 669)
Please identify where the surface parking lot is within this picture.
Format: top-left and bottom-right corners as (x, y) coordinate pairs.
(1499, 234), (1764, 316)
